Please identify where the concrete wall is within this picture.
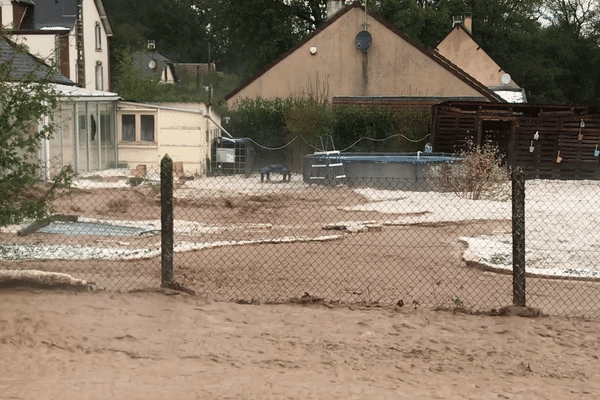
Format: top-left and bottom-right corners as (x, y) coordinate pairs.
(228, 6), (487, 106)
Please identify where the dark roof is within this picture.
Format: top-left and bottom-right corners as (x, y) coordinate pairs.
(0, 36), (76, 85)
(132, 52), (178, 81)
(225, 2), (504, 103)
(26, 0), (79, 30)
(11, 0), (112, 35)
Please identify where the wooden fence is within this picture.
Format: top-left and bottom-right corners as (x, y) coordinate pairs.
(431, 101), (600, 179)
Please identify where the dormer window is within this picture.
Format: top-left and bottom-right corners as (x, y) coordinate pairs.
(95, 21), (102, 51)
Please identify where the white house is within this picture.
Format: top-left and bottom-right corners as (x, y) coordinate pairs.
(2, 0), (112, 92)
(1, 35), (120, 177)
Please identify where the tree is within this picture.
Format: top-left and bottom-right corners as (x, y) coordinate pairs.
(103, 0), (215, 62)
(111, 47), (178, 102)
(372, 0), (467, 47)
(0, 38), (74, 227)
(543, 0), (600, 38)
(215, 0), (328, 77)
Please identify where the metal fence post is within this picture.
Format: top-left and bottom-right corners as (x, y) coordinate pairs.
(161, 154), (174, 286)
(512, 167), (526, 307)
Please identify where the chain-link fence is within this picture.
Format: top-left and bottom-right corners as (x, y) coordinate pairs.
(1, 157), (600, 318)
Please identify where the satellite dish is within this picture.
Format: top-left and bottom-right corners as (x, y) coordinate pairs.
(501, 73), (511, 85)
(148, 60), (156, 69)
(355, 30), (372, 52)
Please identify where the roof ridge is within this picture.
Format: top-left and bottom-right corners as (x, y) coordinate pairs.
(225, 2), (503, 103)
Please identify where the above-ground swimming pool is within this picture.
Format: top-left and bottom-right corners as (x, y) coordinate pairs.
(304, 152), (462, 190)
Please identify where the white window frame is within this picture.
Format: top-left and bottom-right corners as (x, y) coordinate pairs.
(119, 112), (157, 144)
(95, 62), (103, 91)
(95, 21), (102, 51)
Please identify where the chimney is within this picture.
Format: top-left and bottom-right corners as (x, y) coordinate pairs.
(326, 0), (345, 20)
(463, 15), (472, 33)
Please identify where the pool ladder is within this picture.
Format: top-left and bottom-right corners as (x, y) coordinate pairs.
(309, 136), (346, 183)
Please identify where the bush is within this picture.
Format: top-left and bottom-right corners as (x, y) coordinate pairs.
(427, 142), (509, 200)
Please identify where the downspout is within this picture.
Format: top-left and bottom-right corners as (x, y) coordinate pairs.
(76, 0), (86, 87)
(43, 128), (51, 182)
(362, 52), (368, 96)
(42, 101), (51, 181)
(204, 113), (233, 139)
(204, 111), (210, 175)
(113, 101), (118, 167)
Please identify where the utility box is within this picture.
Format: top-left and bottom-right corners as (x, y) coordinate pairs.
(211, 137), (251, 175)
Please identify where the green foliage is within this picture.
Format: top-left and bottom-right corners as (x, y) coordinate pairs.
(225, 97), (432, 170)
(0, 42), (76, 227)
(226, 98), (431, 152)
(331, 105), (431, 152)
(226, 98), (292, 147)
(216, 0), (326, 77)
(112, 47), (241, 104)
(331, 105), (396, 152)
(372, 0), (466, 47)
(103, 0), (219, 63)
(112, 48), (177, 102)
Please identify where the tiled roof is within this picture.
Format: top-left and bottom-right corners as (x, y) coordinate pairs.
(0, 37), (76, 85)
(12, 0), (112, 35)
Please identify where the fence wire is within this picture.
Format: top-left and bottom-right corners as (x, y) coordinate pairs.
(1, 164), (600, 318)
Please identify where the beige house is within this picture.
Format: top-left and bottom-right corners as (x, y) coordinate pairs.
(226, 1), (503, 108)
(434, 16), (526, 103)
(117, 102), (222, 176)
(3, 0), (112, 92)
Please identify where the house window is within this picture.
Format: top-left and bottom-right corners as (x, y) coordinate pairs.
(121, 115), (136, 141)
(121, 113), (156, 142)
(140, 115), (155, 141)
(95, 22), (102, 51)
(95, 62), (103, 91)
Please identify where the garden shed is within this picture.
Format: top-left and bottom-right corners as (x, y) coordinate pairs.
(431, 101), (600, 179)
